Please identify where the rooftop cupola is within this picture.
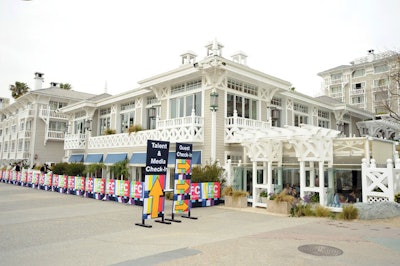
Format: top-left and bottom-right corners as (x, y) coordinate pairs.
(231, 51), (248, 65)
(180, 51), (197, 65)
(34, 72), (44, 90)
(205, 39), (224, 57)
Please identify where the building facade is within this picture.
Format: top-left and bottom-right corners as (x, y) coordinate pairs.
(59, 41), (398, 208)
(0, 73), (102, 168)
(318, 50), (400, 140)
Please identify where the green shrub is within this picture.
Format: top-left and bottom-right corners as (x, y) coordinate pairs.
(314, 205), (331, 217)
(338, 204), (359, 220)
(51, 162), (69, 175)
(394, 193), (400, 203)
(222, 185), (248, 199)
(274, 189), (295, 204)
(128, 124), (143, 134)
(192, 161), (225, 185)
(66, 163), (86, 176)
(291, 202), (314, 217)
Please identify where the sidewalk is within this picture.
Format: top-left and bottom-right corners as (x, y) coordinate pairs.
(0, 183), (399, 266)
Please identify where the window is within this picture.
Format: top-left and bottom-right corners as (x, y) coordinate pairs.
(120, 112), (135, 132)
(318, 110), (329, 128)
(294, 114), (308, 126)
(293, 103), (308, 113)
(170, 92), (202, 118)
(375, 91), (388, 102)
(99, 117), (111, 135)
(18, 140), (23, 152)
(352, 69), (365, 78)
(227, 78), (258, 96)
(331, 73), (342, 81)
(24, 141), (30, 152)
(352, 96), (364, 104)
(352, 82), (365, 90)
(330, 85), (342, 95)
(226, 93), (257, 119)
(99, 108), (111, 116)
(271, 98), (282, 107)
(121, 101), (135, 111)
(49, 101), (67, 110)
(374, 64), (389, 73)
(49, 121), (67, 132)
(171, 79), (202, 94)
(374, 78), (388, 87)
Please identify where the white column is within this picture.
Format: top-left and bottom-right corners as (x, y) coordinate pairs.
(310, 161), (315, 187)
(211, 110), (217, 162)
(267, 161), (273, 195)
(299, 161), (306, 199)
(319, 161), (325, 205)
(252, 161), (257, 208)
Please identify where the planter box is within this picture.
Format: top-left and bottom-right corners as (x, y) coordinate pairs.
(261, 197), (268, 204)
(224, 195), (248, 208)
(267, 199), (291, 214)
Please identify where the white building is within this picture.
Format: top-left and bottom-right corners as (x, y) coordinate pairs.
(59, 41), (398, 207)
(0, 73), (105, 168)
(318, 50), (400, 140)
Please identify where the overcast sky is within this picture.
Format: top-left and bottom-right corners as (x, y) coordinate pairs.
(1, 0), (399, 102)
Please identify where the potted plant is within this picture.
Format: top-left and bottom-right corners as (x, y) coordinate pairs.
(260, 190), (268, 203)
(267, 189), (295, 214)
(104, 128), (116, 135)
(127, 124), (143, 134)
(222, 186), (248, 208)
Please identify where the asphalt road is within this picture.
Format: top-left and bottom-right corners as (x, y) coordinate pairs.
(0, 182), (399, 266)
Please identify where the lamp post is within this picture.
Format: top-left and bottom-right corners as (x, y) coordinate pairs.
(210, 90), (218, 162)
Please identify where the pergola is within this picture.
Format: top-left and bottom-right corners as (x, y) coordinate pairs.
(240, 124), (340, 207)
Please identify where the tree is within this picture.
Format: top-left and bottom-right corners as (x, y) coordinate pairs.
(9, 82), (30, 99)
(109, 159), (130, 180)
(60, 83), (72, 90)
(377, 53), (400, 121)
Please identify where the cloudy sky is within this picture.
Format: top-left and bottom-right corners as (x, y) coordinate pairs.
(1, 0), (399, 102)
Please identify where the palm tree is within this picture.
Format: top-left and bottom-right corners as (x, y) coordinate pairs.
(109, 159), (130, 180)
(60, 83), (72, 90)
(9, 82), (30, 99)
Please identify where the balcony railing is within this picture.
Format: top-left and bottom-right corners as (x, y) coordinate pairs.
(64, 133), (86, 150)
(65, 115), (204, 150)
(350, 88), (365, 95)
(39, 107), (69, 120)
(47, 130), (65, 140)
(225, 113), (271, 143)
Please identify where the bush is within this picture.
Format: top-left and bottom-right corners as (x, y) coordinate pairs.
(291, 203), (313, 217)
(104, 128), (116, 135)
(338, 204), (359, 220)
(128, 124), (143, 134)
(51, 162), (69, 175)
(51, 162), (86, 176)
(192, 161), (225, 185)
(314, 205), (331, 217)
(274, 189), (295, 204)
(222, 185), (248, 199)
(65, 163), (86, 176)
(395, 193), (400, 203)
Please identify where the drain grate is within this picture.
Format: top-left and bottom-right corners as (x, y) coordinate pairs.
(298, 244), (343, 256)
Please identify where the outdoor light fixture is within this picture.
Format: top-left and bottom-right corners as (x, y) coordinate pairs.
(149, 107), (157, 118)
(85, 119), (92, 131)
(210, 90), (219, 111)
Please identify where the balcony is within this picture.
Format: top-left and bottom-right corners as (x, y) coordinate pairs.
(372, 85), (388, 92)
(47, 130), (65, 141)
(225, 114), (271, 143)
(350, 88), (365, 95)
(18, 108), (35, 119)
(39, 107), (68, 120)
(65, 115), (204, 150)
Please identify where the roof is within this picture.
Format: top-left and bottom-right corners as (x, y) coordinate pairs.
(33, 87), (96, 100)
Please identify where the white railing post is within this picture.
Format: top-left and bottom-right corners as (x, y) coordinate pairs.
(361, 158), (369, 203)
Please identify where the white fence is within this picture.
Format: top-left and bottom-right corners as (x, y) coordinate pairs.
(362, 158), (400, 203)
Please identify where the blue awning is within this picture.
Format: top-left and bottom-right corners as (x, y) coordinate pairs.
(69, 154), (84, 163)
(129, 151), (201, 165)
(104, 153), (127, 164)
(85, 154), (103, 163)
(130, 153), (147, 164)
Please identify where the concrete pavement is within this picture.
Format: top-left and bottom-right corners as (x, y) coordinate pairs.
(0, 182), (399, 266)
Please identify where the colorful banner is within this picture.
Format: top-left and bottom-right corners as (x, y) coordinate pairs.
(106, 179), (115, 195)
(86, 177), (94, 192)
(172, 143), (193, 214)
(142, 139), (169, 220)
(131, 181), (143, 199)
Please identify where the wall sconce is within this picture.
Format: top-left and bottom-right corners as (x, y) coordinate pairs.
(85, 119), (92, 131)
(149, 107), (157, 118)
(210, 90), (219, 111)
